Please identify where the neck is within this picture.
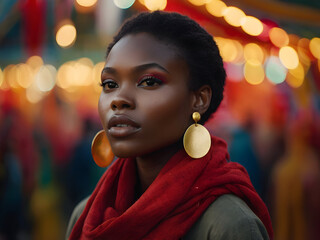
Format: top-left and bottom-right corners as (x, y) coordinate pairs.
(135, 140), (182, 197)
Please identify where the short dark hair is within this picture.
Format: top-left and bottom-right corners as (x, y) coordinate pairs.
(107, 11), (226, 123)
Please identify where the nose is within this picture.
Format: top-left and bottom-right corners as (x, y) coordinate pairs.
(110, 85), (135, 111)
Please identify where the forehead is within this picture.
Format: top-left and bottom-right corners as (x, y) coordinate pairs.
(106, 33), (183, 68)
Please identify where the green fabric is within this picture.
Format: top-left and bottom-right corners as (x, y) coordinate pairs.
(66, 194), (269, 240)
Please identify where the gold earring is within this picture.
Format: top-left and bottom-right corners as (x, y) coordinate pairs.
(183, 112), (211, 158)
(91, 130), (114, 167)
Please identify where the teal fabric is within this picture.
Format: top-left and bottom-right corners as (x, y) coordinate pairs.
(66, 194), (269, 240)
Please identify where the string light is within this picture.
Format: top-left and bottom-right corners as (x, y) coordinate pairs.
(113, 0), (135, 9)
(265, 56), (287, 84)
(279, 46), (299, 69)
(244, 43), (264, 65)
(56, 22), (77, 48)
(188, 0), (211, 6)
(35, 65), (57, 92)
(309, 37), (320, 59)
(244, 62), (264, 85)
(76, 0), (97, 7)
(223, 6), (245, 27)
(16, 64), (33, 88)
(287, 63), (304, 88)
(241, 16), (263, 36)
(205, 0), (227, 17)
(0, 68), (3, 88)
(144, 0), (166, 11)
(269, 27), (289, 48)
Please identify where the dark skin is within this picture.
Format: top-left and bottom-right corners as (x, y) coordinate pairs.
(99, 33), (212, 195)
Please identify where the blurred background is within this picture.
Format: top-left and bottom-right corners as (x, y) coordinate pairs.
(0, 0), (319, 239)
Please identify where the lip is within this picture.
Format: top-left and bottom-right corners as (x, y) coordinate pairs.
(107, 115), (141, 137)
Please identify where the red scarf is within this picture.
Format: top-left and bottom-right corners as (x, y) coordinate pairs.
(69, 136), (273, 239)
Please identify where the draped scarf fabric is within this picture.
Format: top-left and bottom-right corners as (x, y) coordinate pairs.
(69, 136), (273, 239)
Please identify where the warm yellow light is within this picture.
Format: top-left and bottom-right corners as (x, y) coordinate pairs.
(35, 65), (57, 92)
(144, 0), (166, 10)
(56, 62), (73, 89)
(76, 0), (97, 7)
(189, 0), (211, 6)
(215, 38), (238, 62)
(26, 83), (45, 103)
(0, 68), (3, 88)
(244, 43), (264, 65)
(244, 62), (264, 85)
(206, 0), (227, 17)
(74, 58), (93, 86)
(56, 23), (77, 48)
(297, 38), (311, 67)
(309, 37), (320, 59)
(223, 6), (246, 27)
(16, 64), (34, 88)
(241, 16), (263, 36)
(287, 63), (304, 88)
(92, 62), (105, 93)
(4, 65), (19, 89)
(269, 27), (289, 48)
(113, 0), (135, 9)
(279, 46), (299, 69)
(26, 55), (43, 71)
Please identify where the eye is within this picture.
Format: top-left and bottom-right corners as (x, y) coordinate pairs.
(100, 80), (118, 91)
(138, 75), (164, 88)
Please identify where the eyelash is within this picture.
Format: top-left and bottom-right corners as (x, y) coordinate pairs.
(137, 75), (164, 87)
(100, 74), (165, 91)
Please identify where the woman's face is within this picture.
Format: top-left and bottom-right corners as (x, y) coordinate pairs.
(99, 33), (195, 157)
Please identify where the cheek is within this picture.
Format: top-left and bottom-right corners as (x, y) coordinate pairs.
(141, 90), (192, 138)
(98, 93), (111, 129)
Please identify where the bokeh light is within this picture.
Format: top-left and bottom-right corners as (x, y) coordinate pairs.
(56, 23), (77, 48)
(244, 62), (265, 85)
(56, 62), (74, 90)
(26, 82), (45, 103)
(76, 0), (97, 7)
(309, 37), (320, 59)
(26, 55), (43, 71)
(279, 46), (299, 69)
(4, 65), (19, 89)
(205, 0), (227, 17)
(225, 63), (243, 82)
(269, 27), (289, 47)
(244, 43), (264, 65)
(35, 65), (57, 92)
(113, 0), (135, 9)
(265, 56), (287, 84)
(92, 62), (105, 93)
(188, 0), (211, 6)
(144, 0), (167, 11)
(297, 38), (312, 66)
(0, 68), (3, 88)
(215, 38), (239, 62)
(16, 64), (34, 88)
(223, 6), (246, 27)
(287, 63), (305, 88)
(241, 16), (263, 36)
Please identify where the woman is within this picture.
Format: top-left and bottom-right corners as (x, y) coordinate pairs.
(66, 11), (273, 240)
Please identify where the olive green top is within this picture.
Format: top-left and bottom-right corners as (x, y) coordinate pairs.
(66, 194), (269, 240)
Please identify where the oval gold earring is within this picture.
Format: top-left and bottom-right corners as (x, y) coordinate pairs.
(183, 112), (211, 158)
(91, 130), (114, 167)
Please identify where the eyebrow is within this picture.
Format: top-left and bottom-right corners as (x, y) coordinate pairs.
(102, 62), (169, 74)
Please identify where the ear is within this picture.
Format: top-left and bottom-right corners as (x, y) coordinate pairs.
(191, 85), (212, 115)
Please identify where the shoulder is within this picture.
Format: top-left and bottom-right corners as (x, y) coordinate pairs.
(65, 197), (90, 240)
(183, 194), (269, 240)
